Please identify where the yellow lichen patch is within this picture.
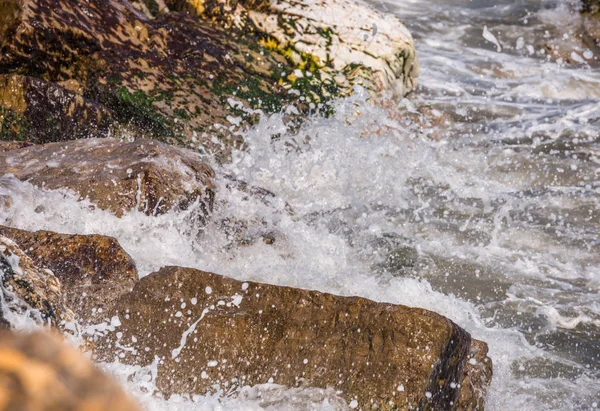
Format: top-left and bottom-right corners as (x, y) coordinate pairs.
(187, 0), (206, 15)
(259, 37), (279, 51)
(0, 75), (27, 113)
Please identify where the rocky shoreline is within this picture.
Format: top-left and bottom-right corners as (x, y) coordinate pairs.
(0, 0), (494, 410)
(0, 227), (491, 409)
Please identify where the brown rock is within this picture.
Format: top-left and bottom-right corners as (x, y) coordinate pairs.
(0, 330), (140, 410)
(0, 74), (115, 143)
(164, 0), (418, 96)
(456, 339), (493, 411)
(93, 266), (492, 410)
(0, 0), (330, 156)
(583, 15), (600, 52)
(0, 138), (215, 217)
(0, 226), (138, 321)
(0, 140), (31, 153)
(0, 236), (74, 328)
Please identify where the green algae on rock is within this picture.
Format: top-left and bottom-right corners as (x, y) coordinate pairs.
(0, 0), (418, 155)
(0, 0), (339, 155)
(165, 0), (419, 96)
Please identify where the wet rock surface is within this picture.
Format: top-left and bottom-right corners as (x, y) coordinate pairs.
(0, 0), (294, 151)
(0, 226), (138, 321)
(0, 74), (115, 143)
(0, 236), (74, 328)
(0, 0), (496, 409)
(0, 138), (215, 217)
(93, 266), (491, 410)
(456, 339), (493, 411)
(0, 0), (417, 155)
(0, 330), (140, 411)
(582, 0), (600, 50)
(166, 0), (418, 96)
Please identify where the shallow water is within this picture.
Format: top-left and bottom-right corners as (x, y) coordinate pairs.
(1, 0), (599, 409)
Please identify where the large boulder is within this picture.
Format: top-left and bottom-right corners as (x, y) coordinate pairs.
(92, 266), (492, 410)
(0, 330), (140, 410)
(0, 226), (138, 321)
(0, 138), (215, 217)
(0, 0), (417, 154)
(0, 0), (350, 153)
(0, 236), (74, 328)
(168, 0), (418, 96)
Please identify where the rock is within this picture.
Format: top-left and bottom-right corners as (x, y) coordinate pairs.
(0, 140), (31, 153)
(0, 138), (215, 217)
(383, 245), (419, 274)
(0, 226), (138, 322)
(0, 0), (348, 154)
(167, 0), (418, 96)
(92, 266), (492, 410)
(582, 1), (600, 51)
(0, 74), (115, 143)
(0, 236), (74, 328)
(0, 330), (140, 410)
(582, 0), (600, 15)
(456, 339), (492, 411)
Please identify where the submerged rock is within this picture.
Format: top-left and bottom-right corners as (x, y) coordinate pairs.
(0, 138), (215, 217)
(0, 226), (138, 321)
(582, 0), (600, 51)
(0, 236), (74, 328)
(93, 266), (492, 410)
(0, 330), (140, 410)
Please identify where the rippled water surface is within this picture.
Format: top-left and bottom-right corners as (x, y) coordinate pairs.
(1, 0), (599, 409)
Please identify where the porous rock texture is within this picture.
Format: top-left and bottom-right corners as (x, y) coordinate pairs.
(0, 138), (215, 217)
(0, 330), (140, 411)
(0, 226), (138, 321)
(93, 266), (492, 410)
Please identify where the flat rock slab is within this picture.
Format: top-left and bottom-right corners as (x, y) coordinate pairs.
(0, 330), (140, 410)
(93, 266), (492, 410)
(0, 226), (138, 321)
(0, 138), (215, 217)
